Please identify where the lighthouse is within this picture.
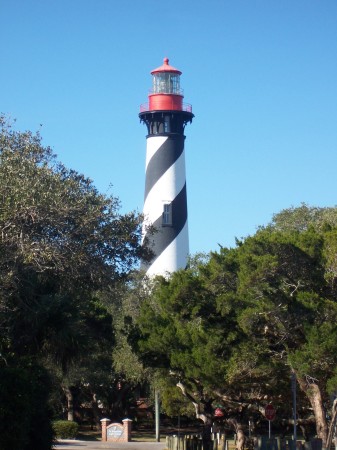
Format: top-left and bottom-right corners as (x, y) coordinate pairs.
(139, 58), (194, 277)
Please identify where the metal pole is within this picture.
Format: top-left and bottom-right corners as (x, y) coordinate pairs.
(291, 372), (297, 446)
(269, 420), (271, 439)
(155, 389), (160, 442)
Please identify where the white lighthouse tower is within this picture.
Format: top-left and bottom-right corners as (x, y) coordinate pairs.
(139, 58), (194, 276)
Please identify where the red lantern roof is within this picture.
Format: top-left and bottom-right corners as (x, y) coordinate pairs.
(151, 57), (182, 75)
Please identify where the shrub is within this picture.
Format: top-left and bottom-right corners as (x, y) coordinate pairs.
(53, 420), (79, 439)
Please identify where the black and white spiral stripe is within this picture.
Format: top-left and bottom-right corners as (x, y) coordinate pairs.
(142, 134), (189, 276)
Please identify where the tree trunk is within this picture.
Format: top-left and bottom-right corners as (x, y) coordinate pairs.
(326, 399), (337, 450)
(176, 381), (212, 425)
(110, 384), (129, 419)
(297, 376), (328, 446)
(227, 418), (245, 450)
(63, 386), (74, 421)
(91, 393), (101, 429)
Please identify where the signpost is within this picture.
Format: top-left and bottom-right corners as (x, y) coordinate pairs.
(265, 404), (276, 421)
(291, 372), (297, 443)
(155, 389), (160, 442)
(264, 404), (276, 438)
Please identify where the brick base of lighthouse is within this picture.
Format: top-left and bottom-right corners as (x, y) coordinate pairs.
(100, 418), (132, 442)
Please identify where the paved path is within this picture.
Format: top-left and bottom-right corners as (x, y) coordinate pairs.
(54, 440), (166, 450)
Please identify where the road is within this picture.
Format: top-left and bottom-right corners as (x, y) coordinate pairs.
(54, 440), (166, 450)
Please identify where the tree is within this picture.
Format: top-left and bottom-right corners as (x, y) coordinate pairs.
(108, 273), (157, 420)
(134, 266), (278, 449)
(0, 114), (147, 348)
(270, 203), (337, 232)
(133, 216), (337, 446)
(234, 227), (337, 444)
(0, 361), (54, 450)
(42, 295), (116, 424)
(0, 116), (148, 447)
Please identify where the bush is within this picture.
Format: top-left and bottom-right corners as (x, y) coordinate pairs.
(53, 420), (79, 439)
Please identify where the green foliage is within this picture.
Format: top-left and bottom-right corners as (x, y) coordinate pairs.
(0, 367), (31, 450)
(109, 273), (152, 384)
(134, 208), (337, 435)
(0, 362), (53, 450)
(26, 364), (54, 450)
(137, 270), (228, 387)
(289, 320), (337, 382)
(52, 420), (79, 439)
(0, 116), (145, 306)
(160, 385), (195, 418)
(0, 116), (148, 431)
(270, 203), (337, 232)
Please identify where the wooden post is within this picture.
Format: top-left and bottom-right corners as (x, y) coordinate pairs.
(219, 436), (226, 450)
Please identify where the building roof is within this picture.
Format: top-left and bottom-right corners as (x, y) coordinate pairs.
(151, 57), (182, 75)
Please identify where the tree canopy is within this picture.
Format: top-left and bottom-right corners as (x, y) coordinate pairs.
(133, 218), (337, 446)
(2, 116), (337, 448)
(0, 116), (148, 358)
(0, 116), (148, 448)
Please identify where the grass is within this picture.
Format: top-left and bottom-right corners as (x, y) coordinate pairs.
(77, 425), (167, 442)
(77, 427), (101, 441)
(132, 431), (166, 442)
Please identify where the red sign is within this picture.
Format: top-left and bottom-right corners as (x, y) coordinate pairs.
(264, 404), (276, 421)
(214, 408), (224, 417)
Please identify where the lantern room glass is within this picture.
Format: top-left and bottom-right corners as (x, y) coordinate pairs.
(152, 73), (181, 94)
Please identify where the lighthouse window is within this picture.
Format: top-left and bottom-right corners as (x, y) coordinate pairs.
(162, 203), (172, 226)
(170, 74), (180, 93)
(164, 116), (171, 133)
(153, 73), (181, 94)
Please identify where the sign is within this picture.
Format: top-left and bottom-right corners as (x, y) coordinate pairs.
(214, 408), (224, 417)
(264, 404), (276, 421)
(107, 425), (124, 438)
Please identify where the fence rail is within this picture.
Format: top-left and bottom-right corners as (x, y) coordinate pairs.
(139, 102), (193, 113)
(165, 435), (323, 450)
(166, 433), (227, 450)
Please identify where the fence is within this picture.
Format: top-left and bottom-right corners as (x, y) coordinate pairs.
(254, 437), (323, 450)
(166, 433), (228, 450)
(166, 435), (323, 450)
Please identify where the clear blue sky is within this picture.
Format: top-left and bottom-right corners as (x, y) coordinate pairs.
(2, 0), (337, 254)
